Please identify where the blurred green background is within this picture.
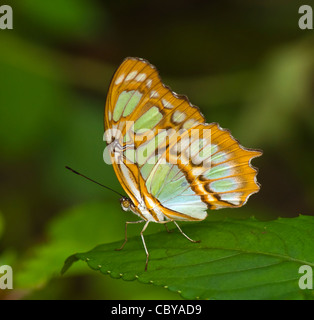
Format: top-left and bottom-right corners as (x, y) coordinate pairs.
(0, 0), (313, 299)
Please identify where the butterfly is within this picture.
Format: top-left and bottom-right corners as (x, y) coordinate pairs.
(104, 57), (262, 271)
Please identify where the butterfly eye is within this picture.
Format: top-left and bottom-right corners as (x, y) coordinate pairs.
(120, 197), (131, 211)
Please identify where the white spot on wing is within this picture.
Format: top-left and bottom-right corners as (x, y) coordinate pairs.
(220, 192), (242, 205)
(146, 79), (152, 88)
(172, 110), (186, 124)
(115, 74), (125, 85)
(162, 99), (174, 109)
(150, 90), (159, 98)
(125, 71), (138, 81)
(135, 73), (147, 82)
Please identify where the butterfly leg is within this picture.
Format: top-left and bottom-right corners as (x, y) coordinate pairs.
(173, 221), (201, 243)
(115, 220), (145, 251)
(140, 221), (150, 271)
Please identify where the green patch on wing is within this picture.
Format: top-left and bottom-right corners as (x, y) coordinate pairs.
(113, 90), (142, 121)
(134, 106), (162, 132)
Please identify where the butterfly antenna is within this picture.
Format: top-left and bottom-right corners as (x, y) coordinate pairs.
(65, 166), (124, 197)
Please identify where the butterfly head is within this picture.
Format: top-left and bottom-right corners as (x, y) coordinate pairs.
(120, 197), (132, 212)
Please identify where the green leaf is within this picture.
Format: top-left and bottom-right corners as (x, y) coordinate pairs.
(14, 201), (180, 299)
(63, 215), (314, 300)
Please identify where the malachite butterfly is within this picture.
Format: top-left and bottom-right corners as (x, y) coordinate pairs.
(104, 57), (262, 271)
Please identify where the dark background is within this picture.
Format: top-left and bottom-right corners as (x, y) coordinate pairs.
(0, 0), (313, 299)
